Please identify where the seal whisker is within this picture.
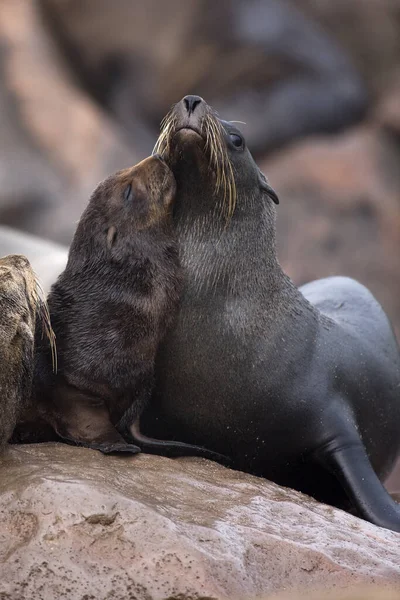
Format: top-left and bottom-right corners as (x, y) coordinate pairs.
(34, 275), (57, 374)
(155, 108), (237, 222)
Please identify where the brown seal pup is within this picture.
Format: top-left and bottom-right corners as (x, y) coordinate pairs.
(32, 155), (227, 460)
(0, 254), (55, 450)
(141, 95), (400, 532)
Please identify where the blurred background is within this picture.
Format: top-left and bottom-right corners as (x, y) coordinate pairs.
(1, 0), (400, 485)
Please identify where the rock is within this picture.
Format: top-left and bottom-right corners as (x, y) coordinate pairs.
(0, 444), (399, 599)
(375, 76), (400, 138)
(262, 125), (400, 338)
(386, 465), (400, 498)
(0, 226), (67, 292)
(271, 589), (400, 600)
(40, 0), (367, 156)
(0, 0), (136, 244)
(297, 0), (400, 97)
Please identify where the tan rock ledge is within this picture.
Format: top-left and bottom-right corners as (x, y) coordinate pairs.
(0, 443), (399, 599)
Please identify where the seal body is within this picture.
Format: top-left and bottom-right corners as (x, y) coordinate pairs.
(0, 255), (53, 449)
(142, 96), (400, 531)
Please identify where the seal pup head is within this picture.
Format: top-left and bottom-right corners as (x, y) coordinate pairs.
(70, 155), (177, 263)
(153, 95), (278, 222)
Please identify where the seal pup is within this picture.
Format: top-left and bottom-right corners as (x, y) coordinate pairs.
(143, 95), (400, 532)
(33, 155), (227, 461)
(0, 254), (55, 450)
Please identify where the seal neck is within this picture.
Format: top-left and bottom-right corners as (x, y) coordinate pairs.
(175, 190), (301, 307)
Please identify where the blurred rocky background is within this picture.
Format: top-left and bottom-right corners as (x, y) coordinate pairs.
(1, 0), (400, 488)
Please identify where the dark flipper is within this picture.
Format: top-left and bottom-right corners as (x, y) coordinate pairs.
(54, 432), (140, 455)
(126, 420), (231, 465)
(316, 439), (400, 533)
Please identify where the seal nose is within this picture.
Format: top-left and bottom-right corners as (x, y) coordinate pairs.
(183, 95), (203, 116)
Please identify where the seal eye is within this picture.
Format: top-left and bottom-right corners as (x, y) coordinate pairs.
(124, 183), (133, 202)
(229, 133), (243, 149)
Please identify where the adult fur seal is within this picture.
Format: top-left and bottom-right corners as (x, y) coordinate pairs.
(142, 95), (400, 532)
(0, 254), (55, 450)
(31, 155), (226, 461)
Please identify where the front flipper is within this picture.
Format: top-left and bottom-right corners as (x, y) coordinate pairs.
(315, 439), (400, 533)
(112, 384), (231, 465)
(44, 386), (141, 456)
(125, 420), (231, 465)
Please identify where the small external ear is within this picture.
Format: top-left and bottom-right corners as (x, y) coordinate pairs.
(259, 171), (279, 204)
(106, 226), (117, 249)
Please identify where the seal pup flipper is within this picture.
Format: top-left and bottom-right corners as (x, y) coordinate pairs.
(316, 440), (400, 532)
(47, 387), (141, 455)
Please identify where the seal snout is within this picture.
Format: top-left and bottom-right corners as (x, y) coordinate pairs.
(173, 95), (207, 137)
(131, 155), (176, 214)
(183, 95), (203, 116)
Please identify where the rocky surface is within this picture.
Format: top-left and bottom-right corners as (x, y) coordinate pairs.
(0, 444), (399, 599)
(271, 590), (400, 600)
(0, 0), (135, 244)
(263, 124), (400, 338)
(297, 0), (400, 96)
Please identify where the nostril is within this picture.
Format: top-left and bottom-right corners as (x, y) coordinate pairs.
(183, 95), (203, 116)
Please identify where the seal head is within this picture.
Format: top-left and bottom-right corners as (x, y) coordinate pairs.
(154, 94), (278, 224)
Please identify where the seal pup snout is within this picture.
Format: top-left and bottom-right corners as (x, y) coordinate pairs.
(132, 154), (176, 212)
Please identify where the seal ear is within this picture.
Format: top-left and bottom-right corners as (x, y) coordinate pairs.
(106, 226), (117, 249)
(259, 171), (279, 205)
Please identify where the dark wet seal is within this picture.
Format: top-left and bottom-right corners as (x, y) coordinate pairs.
(0, 254), (55, 450)
(26, 155), (228, 463)
(141, 95), (400, 532)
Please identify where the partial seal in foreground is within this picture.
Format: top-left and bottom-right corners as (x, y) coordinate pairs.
(143, 95), (400, 532)
(0, 254), (55, 450)
(27, 155), (226, 461)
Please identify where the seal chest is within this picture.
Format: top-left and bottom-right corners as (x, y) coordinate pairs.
(145, 95), (400, 532)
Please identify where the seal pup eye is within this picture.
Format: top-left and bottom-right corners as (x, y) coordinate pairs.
(229, 133), (243, 149)
(124, 183), (133, 202)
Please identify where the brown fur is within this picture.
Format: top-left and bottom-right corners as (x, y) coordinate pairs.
(28, 156), (228, 461)
(0, 255), (48, 449)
